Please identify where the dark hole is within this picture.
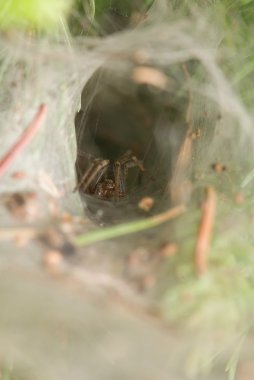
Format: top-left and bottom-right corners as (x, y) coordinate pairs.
(74, 63), (189, 224)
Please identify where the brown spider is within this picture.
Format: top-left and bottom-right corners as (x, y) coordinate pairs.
(75, 150), (145, 200)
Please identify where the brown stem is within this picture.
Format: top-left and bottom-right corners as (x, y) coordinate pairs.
(0, 104), (47, 178)
(194, 186), (217, 276)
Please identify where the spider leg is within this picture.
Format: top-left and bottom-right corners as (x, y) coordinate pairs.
(118, 150), (145, 172)
(123, 151), (155, 181)
(113, 160), (126, 198)
(113, 152), (145, 199)
(127, 155), (145, 172)
(74, 158), (109, 192)
(118, 150), (154, 191)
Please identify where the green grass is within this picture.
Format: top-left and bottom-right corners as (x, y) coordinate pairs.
(74, 204), (186, 246)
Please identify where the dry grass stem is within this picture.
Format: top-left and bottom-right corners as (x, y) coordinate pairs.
(75, 204), (186, 246)
(169, 132), (193, 203)
(0, 104), (47, 179)
(194, 186), (217, 276)
(169, 64), (193, 204)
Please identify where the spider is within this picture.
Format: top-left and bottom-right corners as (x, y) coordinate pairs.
(74, 150), (145, 200)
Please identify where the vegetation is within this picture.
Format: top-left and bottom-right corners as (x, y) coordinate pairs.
(1, 1), (254, 379)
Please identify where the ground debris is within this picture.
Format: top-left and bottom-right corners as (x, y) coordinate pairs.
(4, 191), (40, 222)
(235, 192), (245, 204)
(132, 66), (168, 89)
(159, 242), (178, 257)
(43, 249), (64, 273)
(191, 128), (202, 140)
(0, 226), (38, 245)
(138, 196), (155, 212)
(237, 361), (254, 380)
(211, 162), (227, 173)
(11, 171), (27, 180)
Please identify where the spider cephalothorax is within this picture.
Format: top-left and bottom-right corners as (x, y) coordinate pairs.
(75, 150), (145, 200)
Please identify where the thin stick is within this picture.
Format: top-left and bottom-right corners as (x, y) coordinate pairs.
(194, 187), (217, 276)
(74, 204), (186, 246)
(0, 104), (47, 178)
(171, 130), (193, 181)
(169, 64), (193, 203)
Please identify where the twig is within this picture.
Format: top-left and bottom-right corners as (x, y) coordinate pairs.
(74, 204), (186, 246)
(194, 187), (217, 276)
(0, 104), (47, 178)
(169, 64), (193, 203)
(171, 130), (193, 183)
